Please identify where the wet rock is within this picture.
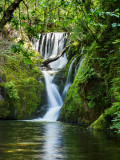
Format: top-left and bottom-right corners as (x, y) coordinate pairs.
(54, 69), (66, 94)
(0, 88), (4, 101)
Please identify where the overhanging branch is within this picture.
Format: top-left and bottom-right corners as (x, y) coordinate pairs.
(0, 0), (23, 32)
(43, 45), (69, 66)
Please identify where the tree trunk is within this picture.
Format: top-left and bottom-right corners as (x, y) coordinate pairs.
(43, 45), (69, 66)
(0, 0), (23, 32)
(44, 7), (47, 28)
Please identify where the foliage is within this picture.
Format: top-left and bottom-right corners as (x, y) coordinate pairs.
(60, 5), (120, 130)
(5, 82), (19, 100)
(0, 0), (119, 42)
(111, 112), (120, 133)
(10, 38), (44, 65)
(110, 69), (120, 133)
(0, 38), (45, 119)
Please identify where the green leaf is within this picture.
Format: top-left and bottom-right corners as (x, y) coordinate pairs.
(55, 21), (62, 25)
(24, 58), (31, 64)
(17, 40), (24, 46)
(36, 25), (41, 30)
(112, 23), (120, 27)
(21, 22), (26, 27)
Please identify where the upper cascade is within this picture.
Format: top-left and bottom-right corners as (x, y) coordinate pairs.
(33, 32), (68, 69)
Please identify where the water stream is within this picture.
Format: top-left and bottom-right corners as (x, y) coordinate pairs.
(62, 58), (76, 99)
(34, 32), (68, 121)
(0, 33), (120, 159)
(0, 121), (120, 160)
(34, 33), (85, 121)
(41, 71), (63, 121)
(34, 32), (68, 69)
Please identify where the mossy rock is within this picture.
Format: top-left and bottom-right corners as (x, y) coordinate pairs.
(0, 100), (10, 119)
(54, 69), (66, 94)
(59, 52), (111, 124)
(2, 78), (45, 119)
(0, 38), (46, 120)
(88, 105), (120, 130)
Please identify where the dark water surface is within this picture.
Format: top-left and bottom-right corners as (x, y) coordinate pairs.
(0, 121), (120, 160)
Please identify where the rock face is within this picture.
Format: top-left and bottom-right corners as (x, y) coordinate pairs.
(0, 88), (4, 101)
(0, 38), (46, 120)
(59, 50), (113, 129)
(54, 69), (66, 94)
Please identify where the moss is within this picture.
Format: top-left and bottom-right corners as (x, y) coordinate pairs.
(89, 105), (120, 130)
(60, 48), (111, 125)
(89, 114), (107, 130)
(0, 38), (45, 120)
(5, 81), (19, 100)
(30, 49), (44, 65)
(0, 100), (4, 108)
(15, 77), (44, 119)
(59, 83), (83, 123)
(0, 100), (10, 119)
(2, 74), (45, 120)
(60, 36), (120, 130)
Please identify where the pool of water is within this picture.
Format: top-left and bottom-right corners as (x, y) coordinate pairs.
(0, 120), (120, 160)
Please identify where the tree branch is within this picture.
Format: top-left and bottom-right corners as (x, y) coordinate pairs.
(0, 0), (23, 32)
(43, 45), (69, 66)
(22, 0), (31, 25)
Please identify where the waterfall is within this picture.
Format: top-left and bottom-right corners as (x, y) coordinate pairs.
(33, 33), (68, 121)
(33, 35), (86, 121)
(62, 58), (76, 99)
(42, 71), (63, 121)
(75, 47), (85, 75)
(34, 32), (68, 69)
(62, 47), (85, 99)
(75, 56), (85, 76)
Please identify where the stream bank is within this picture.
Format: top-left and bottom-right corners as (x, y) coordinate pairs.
(59, 39), (120, 131)
(0, 37), (46, 120)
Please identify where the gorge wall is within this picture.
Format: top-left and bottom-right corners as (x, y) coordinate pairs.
(59, 39), (120, 130)
(0, 38), (45, 120)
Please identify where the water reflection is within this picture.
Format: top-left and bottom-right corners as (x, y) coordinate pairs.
(41, 122), (64, 160)
(0, 121), (120, 160)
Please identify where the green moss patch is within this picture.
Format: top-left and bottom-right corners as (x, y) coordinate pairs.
(0, 38), (45, 120)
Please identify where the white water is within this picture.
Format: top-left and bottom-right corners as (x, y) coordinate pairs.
(62, 58), (76, 99)
(75, 47), (85, 75)
(62, 47), (85, 99)
(75, 56), (85, 76)
(34, 32), (68, 69)
(42, 71), (63, 121)
(33, 33), (68, 121)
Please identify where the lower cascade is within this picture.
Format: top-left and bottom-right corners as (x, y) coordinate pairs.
(42, 71), (63, 121)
